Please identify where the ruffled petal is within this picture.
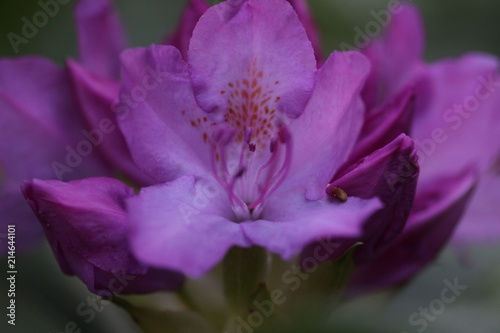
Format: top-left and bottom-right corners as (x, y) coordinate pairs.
(128, 175), (250, 278)
(118, 46), (213, 183)
(22, 177), (183, 295)
(67, 59), (152, 185)
(330, 134), (419, 262)
(166, 0), (322, 64)
(274, 51), (370, 201)
(189, 0), (317, 117)
(75, 0), (127, 79)
(242, 197), (382, 260)
(362, 3), (424, 109)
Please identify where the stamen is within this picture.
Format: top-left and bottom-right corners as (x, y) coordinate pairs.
(248, 123), (293, 212)
(211, 128), (249, 218)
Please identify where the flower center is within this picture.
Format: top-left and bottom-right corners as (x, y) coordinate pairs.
(186, 64), (293, 221)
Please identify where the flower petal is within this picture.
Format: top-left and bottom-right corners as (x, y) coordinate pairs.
(165, 0), (210, 59)
(362, 3), (424, 109)
(67, 59), (152, 185)
(452, 172), (500, 244)
(412, 53), (500, 181)
(23, 177), (135, 272)
(287, 0), (323, 65)
(22, 177), (183, 295)
(75, 0), (127, 79)
(330, 134), (419, 262)
(275, 51), (370, 201)
(342, 86), (414, 170)
(128, 175), (250, 278)
(189, 0), (317, 117)
(0, 57), (108, 252)
(166, 0), (322, 65)
(349, 169), (476, 294)
(242, 197), (382, 260)
(118, 46), (213, 183)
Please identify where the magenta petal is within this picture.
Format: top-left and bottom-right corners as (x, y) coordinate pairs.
(189, 0), (316, 117)
(412, 54), (500, 181)
(452, 172), (500, 244)
(75, 0), (127, 79)
(242, 197), (382, 260)
(22, 178), (183, 295)
(349, 169), (476, 294)
(0, 57), (108, 252)
(67, 60), (152, 185)
(118, 46), (212, 183)
(0, 190), (43, 254)
(128, 175), (250, 278)
(342, 86), (414, 170)
(165, 0), (210, 59)
(275, 51), (370, 201)
(166, 0), (322, 64)
(287, 0), (323, 65)
(330, 134), (419, 262)
(362, 3), (424, 109)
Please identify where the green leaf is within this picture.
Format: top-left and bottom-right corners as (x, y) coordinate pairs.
(302, 242), (362, 300)
(275, 242), (363, 323)
(111, 297), (215, 333)
(223, 246), (267, 311)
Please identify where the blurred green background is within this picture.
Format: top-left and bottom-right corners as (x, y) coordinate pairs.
(1, 0), (500, 332)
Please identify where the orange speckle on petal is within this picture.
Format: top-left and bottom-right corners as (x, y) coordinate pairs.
(251, 87), (262, 99)
(260, 97), (271, 106)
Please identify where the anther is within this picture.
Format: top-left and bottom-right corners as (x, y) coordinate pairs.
(234, 167), (246, 178)
(277, 122), (289, 144)
(269, 139), (278, 153)
(329, 186), (348, 202)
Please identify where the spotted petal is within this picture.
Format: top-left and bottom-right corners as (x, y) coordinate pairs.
(189, 0), (317, 117)
(118, 46), (213, 183)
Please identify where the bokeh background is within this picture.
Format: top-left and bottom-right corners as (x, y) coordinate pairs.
(1, 0), (499, 332)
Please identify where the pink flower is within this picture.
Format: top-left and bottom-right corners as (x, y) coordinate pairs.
(348, 4), (500, 293)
